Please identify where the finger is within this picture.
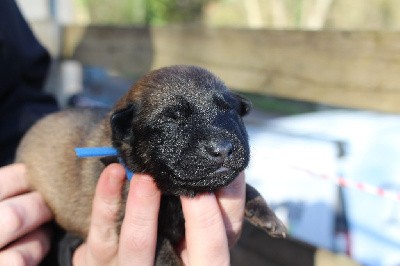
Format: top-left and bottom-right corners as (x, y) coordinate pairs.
(0, 192), (53, 249)
(0, 226), (52, 266)
(118, 174), (161, 266)
(216, 171), (246, 247)
(180, 193), (230, 266)
(73, 163), (126, 265)
(0, 164), (29, 200)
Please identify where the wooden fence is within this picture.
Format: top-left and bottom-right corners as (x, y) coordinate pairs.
(64, 26), (400, 113)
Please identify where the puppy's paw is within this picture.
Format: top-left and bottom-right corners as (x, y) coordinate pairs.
(245, 198), (287, 238)
(245, 184), (287, 238)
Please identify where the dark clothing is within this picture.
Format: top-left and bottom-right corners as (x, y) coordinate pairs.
(0, 0), (58, 166)
(0, 1), (69, 265)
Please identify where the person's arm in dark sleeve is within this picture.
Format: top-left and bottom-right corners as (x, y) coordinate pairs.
(0, 0), (58, 166)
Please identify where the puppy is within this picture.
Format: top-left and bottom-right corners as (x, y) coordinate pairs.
(16, 65), (286, 264)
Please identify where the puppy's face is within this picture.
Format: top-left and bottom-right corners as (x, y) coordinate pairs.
(111, 66), (251, 196)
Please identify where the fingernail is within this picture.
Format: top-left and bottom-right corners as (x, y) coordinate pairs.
(131, 174), (158, 197)
(107, 166), (125, 190)
(108, 174), (122, 190)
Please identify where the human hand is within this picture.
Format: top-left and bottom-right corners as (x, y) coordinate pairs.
(73, 163), (245, 265)
(73, 163), (161, 265)
(179, 172), (245, 265)
(0, 163), (53, 265)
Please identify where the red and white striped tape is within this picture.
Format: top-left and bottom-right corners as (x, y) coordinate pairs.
(291, 166), (400, 202)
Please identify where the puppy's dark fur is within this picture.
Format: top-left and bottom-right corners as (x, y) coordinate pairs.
(16, 65), (286, 265)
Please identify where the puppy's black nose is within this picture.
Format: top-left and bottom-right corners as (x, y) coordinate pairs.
(206, 140), (233, 163)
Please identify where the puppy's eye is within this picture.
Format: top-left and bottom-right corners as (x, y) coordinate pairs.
(164, 101), (193, 122)
(165, 109), (183, 121)
(213, 95), (231, 111)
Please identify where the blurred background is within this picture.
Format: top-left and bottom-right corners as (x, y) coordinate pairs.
(16, 0), (400, 265)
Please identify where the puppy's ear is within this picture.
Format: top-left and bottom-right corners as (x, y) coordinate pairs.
(111, 104), (135, 141)
(234, 93), (252, 116)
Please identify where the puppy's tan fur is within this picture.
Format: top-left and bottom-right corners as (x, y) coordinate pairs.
(16, 108), (112, 236)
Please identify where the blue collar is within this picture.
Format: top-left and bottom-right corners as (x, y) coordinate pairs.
(75, 147), (134, 180)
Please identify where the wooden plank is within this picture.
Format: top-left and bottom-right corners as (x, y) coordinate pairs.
(64, 26), (400, 113)
(63, 26), (154, 79)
